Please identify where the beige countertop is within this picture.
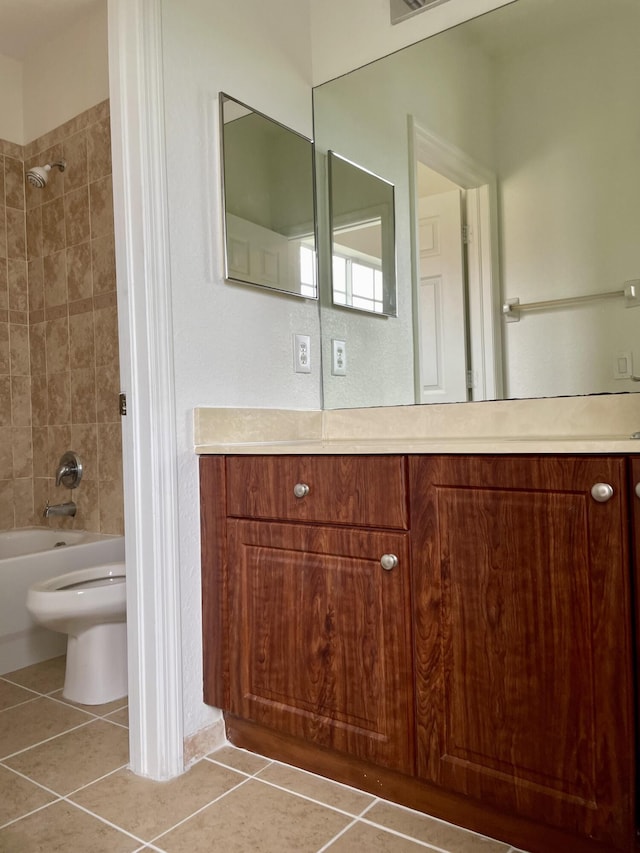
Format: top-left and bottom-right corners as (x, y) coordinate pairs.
(194, 394), (640, 455)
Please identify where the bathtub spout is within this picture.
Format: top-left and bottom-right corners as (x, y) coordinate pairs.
(43, 501), (77, 518)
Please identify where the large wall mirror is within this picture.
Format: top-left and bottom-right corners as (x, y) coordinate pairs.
(313, 0), (640, 409)
(220, 93), (317, 299)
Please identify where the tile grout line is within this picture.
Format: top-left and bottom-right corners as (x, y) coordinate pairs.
(314, 816), (360, 853)
(247, 772), (381, 821)
(0, 716), (99, 762)
(148, 773), (256, 847)
(59, 796), (151, 848)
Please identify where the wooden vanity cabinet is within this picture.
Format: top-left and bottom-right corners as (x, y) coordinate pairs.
(200, 454), (415, 774)
(201, 452), (637, 852)
(409, 455), (635, 850)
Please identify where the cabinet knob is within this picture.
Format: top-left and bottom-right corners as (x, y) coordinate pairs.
(636, 483), (640, 499)
(591, 483), (614, 503)
(380, 554), (398, 571)
(293, 483), (310, 499)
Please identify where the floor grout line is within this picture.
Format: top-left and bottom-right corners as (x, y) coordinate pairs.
(61, 796), (150, 848)
(0, 716), (98, 762)
(148, 773), (255, 846)
(314, 816), (359, 852)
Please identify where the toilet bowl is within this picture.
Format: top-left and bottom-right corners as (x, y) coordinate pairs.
(26, 562), (127, 705)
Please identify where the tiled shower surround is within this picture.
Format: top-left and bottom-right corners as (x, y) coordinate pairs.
(0, 101), (123, 535)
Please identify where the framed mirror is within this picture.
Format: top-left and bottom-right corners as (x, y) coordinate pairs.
(313, 0), (640, 409)
(220, 93), (317, 299)
(328, 152), (396, 316)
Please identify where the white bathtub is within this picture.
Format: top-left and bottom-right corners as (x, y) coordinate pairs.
(0, 527), (126, 675)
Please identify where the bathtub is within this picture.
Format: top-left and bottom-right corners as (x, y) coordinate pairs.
(0, 527), (126, 675)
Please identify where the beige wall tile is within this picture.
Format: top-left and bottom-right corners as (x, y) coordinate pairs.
(69, 311), (95, 367)
(70, 366), (97, 423)
(47, 372), (71, 425)
(32, 426), (49, 478)
(9, 322), (30, 376)
(7, 258), (27, 311)
(0, 261), (8, 309)
(87, 118), (112, 182)
(64, 186), (90, 246)
(6, 207), (26, 259)
(96, 365), (121, 423)
(63, 130), (88, 193)
(99, 477), (124, 535)
(43, 250), (67, 308)
(41, 197), (66, 256)
(26, 206), (43, 260)
(28, 257), (44, 311)
(94, 305), (119, 367)
(0, 375), (11, 426)
(0, 320), (9, 373)
(4, 157), (24, 210)
(11, 376), (31, 426)
(13, 477), (35, 526)
(0, 205), (7, 260)
(66, 242), (92, 301)
(29, 321), (46, 375)
(73, 477), (100, 531)
(89, 176), (114, 239)
(30, 374), (48, 426)
(91, 233), (116, 294)
(12, 426), (33, 478)
(0, 428), (12, 478)
(0, 479), (14, 527)
(45, 316), (70, 373)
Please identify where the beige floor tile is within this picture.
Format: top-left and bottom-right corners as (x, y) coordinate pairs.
(0, 680), (37, 712)
(207, 744), (271, 775)
(0, 697), (92, 760)
(4, 719), (129, 795)
(51, 690), (128, 717)
(325, 821), (428, 851)
(366, 802), (511, 852)
(2, 656), (66, 695)
(0, 800), (140, 853)
(256, 761), (374, 815)
(104, 706), (129, 727)
(157, 777), (351, 853)
(0, 765), (56, 827)
(70, 759), (245, 841)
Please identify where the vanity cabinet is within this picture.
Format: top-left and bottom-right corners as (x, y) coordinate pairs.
(409, 455), (635, 850)
(201, 455), (415, 773)
(200, 453), (637, 853)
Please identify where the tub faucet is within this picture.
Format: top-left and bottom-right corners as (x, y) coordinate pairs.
(43, 501), (77, 518)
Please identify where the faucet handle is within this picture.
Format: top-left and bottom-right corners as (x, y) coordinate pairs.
(55, 451), (83, 489)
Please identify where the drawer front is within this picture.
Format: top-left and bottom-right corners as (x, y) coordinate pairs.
(226, 455), (408, 529)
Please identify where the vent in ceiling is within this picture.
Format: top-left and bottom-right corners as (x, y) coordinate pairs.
(390, 0), (452, 25)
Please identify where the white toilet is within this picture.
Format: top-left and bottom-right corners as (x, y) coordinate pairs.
(26, 562), (127, 705)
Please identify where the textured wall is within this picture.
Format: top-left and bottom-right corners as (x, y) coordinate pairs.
(0, 100), (123, 534)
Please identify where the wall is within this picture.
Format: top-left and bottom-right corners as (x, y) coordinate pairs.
(25, 101), (122, 534)
(0, 54), (24, 143)
(160, 0), (318, 740)
(497, 10), (640, 398)
(309, 0), (514, 84)
(0, 102), (122, 534)
(22, 3), (109, 144)
(0, 139), (31, 528)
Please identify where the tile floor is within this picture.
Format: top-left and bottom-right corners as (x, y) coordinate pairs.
(0, 657), (529, 853)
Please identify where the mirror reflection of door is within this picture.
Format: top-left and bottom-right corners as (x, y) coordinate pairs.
(412, 123), (502, 403)
(416, 169), (469, 403)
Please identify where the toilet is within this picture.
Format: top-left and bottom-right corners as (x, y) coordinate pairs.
(26, 563), (127, 705)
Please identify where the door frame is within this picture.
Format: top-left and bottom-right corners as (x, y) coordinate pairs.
(108, 0), (184, 779)
(409, 119), (504, 401)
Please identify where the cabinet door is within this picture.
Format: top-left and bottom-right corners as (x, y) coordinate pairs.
(227, 519), (414, 773)
(410, 455), (634, 849)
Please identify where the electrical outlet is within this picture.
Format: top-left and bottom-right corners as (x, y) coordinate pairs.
(293, 334), (311, 373)
(331, 339), (347, 376)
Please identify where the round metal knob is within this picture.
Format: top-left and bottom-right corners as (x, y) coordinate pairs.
(591, 483), (614, 503)
(293, 483), (310, 499)
(635, 483), (640, 499)
(380, 554), (398, 571)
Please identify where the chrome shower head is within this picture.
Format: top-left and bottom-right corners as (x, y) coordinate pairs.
(26, 159), (66, 188)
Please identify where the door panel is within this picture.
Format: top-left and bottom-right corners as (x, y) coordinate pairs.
(228, 519), (414, 773)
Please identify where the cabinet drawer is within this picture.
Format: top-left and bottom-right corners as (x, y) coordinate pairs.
(226, 455), (408, 529)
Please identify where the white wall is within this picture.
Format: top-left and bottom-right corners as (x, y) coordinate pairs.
(160, 0), (319, 739)
(309, 0), (514, 84)
(497, 10), (640, 398)
(22, 1), (109, 143)
(0, 53), (24, 143)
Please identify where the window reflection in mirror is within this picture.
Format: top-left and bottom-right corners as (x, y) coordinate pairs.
(328, 152), (396, 316)
(220, 93), (317, 299)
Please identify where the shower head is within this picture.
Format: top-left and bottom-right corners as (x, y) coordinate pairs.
(26, 159), (66, 188)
